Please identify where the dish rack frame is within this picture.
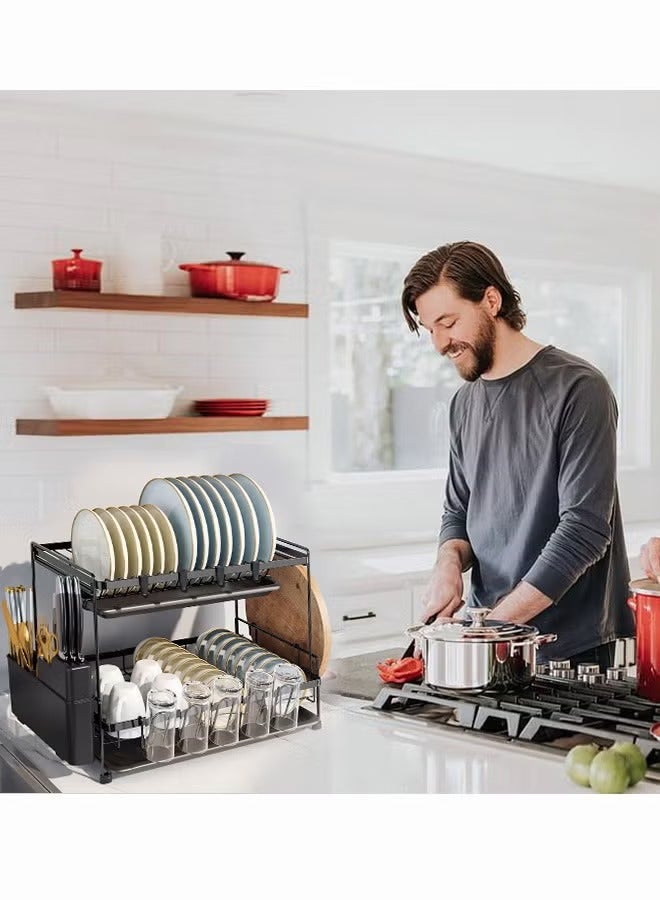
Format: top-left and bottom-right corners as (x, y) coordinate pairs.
(12, 537), (322, 784)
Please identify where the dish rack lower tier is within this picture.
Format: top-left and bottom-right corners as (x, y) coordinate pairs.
(8, 636), (321, 782)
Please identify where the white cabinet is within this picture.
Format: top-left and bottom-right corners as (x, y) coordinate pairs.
(328, 587), (413, 639)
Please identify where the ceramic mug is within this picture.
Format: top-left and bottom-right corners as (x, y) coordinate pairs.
(99, 664), (125, 719)
(130, 658), (163, 702)
(107, 681), (146, 739)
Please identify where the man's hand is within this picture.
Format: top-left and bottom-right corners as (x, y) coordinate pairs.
(422, 553), (463, 622)
(640, 538), (660, 583)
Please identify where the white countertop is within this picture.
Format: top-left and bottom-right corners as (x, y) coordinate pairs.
(1, 691), (657, 794)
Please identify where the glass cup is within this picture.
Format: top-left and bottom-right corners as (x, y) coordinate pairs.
(271, 663), (304, 732)
(209, 675), (243, 746)
(145, 688), (177, 762)
(241, 669), (273, 739)
(179, 680), (212, 754)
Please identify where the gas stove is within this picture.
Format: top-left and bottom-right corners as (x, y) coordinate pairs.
(371, 673), (660, 782)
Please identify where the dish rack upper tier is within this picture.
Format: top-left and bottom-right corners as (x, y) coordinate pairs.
(31, 538), (309, 619)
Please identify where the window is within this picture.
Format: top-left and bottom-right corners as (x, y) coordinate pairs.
(330, 242), (649, 475)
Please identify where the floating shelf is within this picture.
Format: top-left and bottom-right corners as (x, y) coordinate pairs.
(15, 291), (308, 318)
(16, 416), (309, 437)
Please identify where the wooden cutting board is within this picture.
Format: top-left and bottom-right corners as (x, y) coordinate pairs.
(245, 565), (332, 676)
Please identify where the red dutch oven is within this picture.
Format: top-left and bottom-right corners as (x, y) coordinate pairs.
(52, 248), (102, 292)
(179, 251), (289, 301)
(628, 578), (660, 702)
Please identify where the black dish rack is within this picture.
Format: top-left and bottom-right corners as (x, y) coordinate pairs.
(8, 537), (322, 784)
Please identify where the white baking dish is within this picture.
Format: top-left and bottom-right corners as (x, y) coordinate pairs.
(45, 384), (182, 419)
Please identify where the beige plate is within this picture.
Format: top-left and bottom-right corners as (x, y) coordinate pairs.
(140, 503), (179, 574)
(107, 506), (143, 579)
(93, 508), (129, 581)
(130, 505), (165, 575)
(119, 506), (154, 576)
(134, 636), (170, 664)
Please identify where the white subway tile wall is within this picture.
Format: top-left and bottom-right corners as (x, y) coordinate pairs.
(0, 101), (310, 569)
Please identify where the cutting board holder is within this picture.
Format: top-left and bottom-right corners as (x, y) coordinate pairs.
(9, 538), (321, 783)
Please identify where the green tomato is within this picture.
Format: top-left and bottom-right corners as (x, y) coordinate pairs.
(611, 741), (647, 786)
(565, 743), (600, 787)
(589, 749), (630, 794)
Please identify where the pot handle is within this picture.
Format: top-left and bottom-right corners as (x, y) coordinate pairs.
(627, 595), (636, 615)
(404, 624), (424, 639)
(535, 633), (557, 647)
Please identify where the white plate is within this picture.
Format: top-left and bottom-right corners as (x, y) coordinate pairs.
(93, 508), (129, 580)
(177, 476), (221, 568)
(188, 476), (233, 566)
(140, 504), (179, 574)
(201, 476), (244, 565)
(139, 480), (196, 571)
(166, 477), (209, 570)
(229, 474), (277, 562)
(118, 506), (154, 576)
(129, 505), (164, 575)
(107, 506), (143, 578)
(71, 508), (116, 581)
(195, 627), (232, 660)
(213, 474), (259, 564)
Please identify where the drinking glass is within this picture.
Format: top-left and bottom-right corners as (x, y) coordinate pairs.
(180, 680), (212, 754)
(210, 675), (242, 746)
(241, 669), (273, 738)
(145, 688), (177, 762)
(271, 663), (304, 732)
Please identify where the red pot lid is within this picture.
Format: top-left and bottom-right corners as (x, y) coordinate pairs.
(201, 252), (284, 270)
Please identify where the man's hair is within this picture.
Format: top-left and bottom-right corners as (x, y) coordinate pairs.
(401, 241), (526, 334)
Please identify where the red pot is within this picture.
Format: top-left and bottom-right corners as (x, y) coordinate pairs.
(628, 578), (660, 702)
(52, 248), (102, 292)
(179, 251), (289, 301)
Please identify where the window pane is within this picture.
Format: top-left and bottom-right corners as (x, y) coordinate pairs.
(330, 247), (460, 472)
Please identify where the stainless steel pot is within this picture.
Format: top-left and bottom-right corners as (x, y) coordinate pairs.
(405, 607), (557, 693)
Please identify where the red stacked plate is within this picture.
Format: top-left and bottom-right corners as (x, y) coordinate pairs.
(194, 398), (270, 417)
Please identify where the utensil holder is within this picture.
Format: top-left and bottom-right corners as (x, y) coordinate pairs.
(7, 654), (95, 765)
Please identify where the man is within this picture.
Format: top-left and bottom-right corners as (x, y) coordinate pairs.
(401, 240), (634, 666)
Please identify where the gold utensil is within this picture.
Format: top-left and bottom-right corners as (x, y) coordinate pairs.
(36, 622), (58, 664)
(2, 600), (31, 669)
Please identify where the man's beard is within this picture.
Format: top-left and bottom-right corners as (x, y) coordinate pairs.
(444, 312), (496, 382)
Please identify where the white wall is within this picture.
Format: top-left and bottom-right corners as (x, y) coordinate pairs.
(1, 93), (660, 604)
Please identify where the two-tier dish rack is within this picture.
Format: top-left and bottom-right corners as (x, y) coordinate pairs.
(7, 537), (321, 784)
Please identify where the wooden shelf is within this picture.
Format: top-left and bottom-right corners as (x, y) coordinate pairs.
(15, 291), (308, 318)
(16, 416), (309, 437)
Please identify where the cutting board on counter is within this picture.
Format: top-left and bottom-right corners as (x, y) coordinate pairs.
(245, 564), (332, 676)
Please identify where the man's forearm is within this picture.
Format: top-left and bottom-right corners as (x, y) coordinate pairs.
(489, 580), (553, 624)
(437, 539), (473, 572)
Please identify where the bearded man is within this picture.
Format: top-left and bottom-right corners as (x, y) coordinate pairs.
(401, 241), (634, 666)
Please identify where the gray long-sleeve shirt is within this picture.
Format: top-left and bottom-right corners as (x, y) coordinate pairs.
(438, 345), (634, 660)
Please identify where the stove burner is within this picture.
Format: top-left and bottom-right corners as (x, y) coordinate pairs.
(371, 675), (660, 777)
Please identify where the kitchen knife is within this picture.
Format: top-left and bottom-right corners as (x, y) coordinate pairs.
(402, 611), (438, 659)
(69, 576), (84, 664)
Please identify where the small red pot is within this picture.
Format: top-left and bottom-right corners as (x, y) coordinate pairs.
(52, 248), (102, 292)
(179, 251), (289, 301)
(628, 578), (660, 702)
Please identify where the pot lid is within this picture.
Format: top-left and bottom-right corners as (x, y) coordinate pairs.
(630, 578), (660, 597)
(416, 607), (539, 643)
(202, 251), (282, 269)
